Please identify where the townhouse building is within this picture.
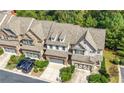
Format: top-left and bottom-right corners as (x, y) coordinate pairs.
(0, 13), (106, 72)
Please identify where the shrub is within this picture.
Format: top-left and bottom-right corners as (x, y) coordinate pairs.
(88, 74), (109, 83)
(59, 65), (75, 82)
(0, 48), (4, 55)
(10, 55), (17, 63)
(18, 54), (25, 62)
(70, 65), (75, 73)
(109, 65), (119, 77)
(98, 57), (110, 81)
(100, 75), (109, 83)
(34, 60), (49, 68)
(116, 50), (124, 57)
(33, 67), (38, 73)
(88, 74), (101, 83)
(112, 57), (120, 65)
(120, 58), (124, 65)
(33, 60), (49, 73)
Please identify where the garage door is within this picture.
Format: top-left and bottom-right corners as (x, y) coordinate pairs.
(4, 47), (16, 53)
(74, 63), (91, 71)
(49, 58), (64, 64)
(25, 52), (40, 59)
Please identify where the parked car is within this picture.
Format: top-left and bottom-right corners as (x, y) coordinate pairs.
(16, 60), (26, 69)
(16, 58), (35, 73)
(22, 61), (34, 73)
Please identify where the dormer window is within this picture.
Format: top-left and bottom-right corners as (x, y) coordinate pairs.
(58, 38), (64, 42)
(62, 46), (65, 50)
(49, 36), (55, 41)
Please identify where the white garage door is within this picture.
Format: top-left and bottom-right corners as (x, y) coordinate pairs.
(49, 58), (64, 64)
(25, 52), (40, 59)
(74, 63), (91, 71)
(4, 47), (16, 53)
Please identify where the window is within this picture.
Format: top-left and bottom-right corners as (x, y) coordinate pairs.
(49, 45), (53, 49)
(56, 46), (59, 50)
(75, 50), (84, 55)
(97, 50), (100, 54)
(21, 39), (33, 45)
(90, 50), (95, 53)
(62, 46), (65, 50)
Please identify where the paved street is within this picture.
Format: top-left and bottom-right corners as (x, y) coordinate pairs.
(120, 67), (124, 83)
(0, 70), (48, 83)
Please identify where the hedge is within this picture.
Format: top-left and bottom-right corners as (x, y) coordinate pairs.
(112, 57), (120, 65)
(116, 50), (124, 57)
(120, 58), (124, 65)
(0, 48), (4, 55)
(88, 74), (109, 83)
(59, 65), (75, 82)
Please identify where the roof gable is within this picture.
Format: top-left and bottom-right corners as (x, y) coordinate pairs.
(85, 30), (97, 50)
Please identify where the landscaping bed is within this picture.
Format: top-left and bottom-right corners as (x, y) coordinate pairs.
(88, 57), (110, 83)
(31, 60), (49, 77)
(59, 65), (75, 82)
(5, 54), (25, 70)
(103, 49), (119, 83)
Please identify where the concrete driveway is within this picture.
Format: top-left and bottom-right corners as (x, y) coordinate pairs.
(69, 69), (90, 83)
(120, 66), (124, 83)
(40, 63), (64, 83)
(0, 53), (11, 68)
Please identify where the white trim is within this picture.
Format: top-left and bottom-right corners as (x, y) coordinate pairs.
(6, 15), (14, 24)
(0, 14), (7, 26)
(27, 18), (34, 31)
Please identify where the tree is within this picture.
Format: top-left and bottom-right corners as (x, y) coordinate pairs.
(85, 15), (97, 27)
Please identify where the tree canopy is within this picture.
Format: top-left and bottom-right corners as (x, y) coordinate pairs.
(16, 10), (124, 50)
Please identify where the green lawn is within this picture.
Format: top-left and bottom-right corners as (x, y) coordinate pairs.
(103, 49), (119, 83)
(6, 54), (25, 70)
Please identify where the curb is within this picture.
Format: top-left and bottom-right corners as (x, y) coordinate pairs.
(0, 68), (55, 83)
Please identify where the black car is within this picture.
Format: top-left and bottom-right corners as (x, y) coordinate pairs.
(22, 61), (34, 73)
(16, 60), (26, 69)
(16, 58), (35, 73)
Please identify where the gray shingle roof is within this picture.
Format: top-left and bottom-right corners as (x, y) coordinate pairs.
(71, 54), (98, 64)
(29, 20), (45, 40)
(3, 16), (34, 35)
(0, 13), (106, 51)
(85, 30), (97, 50)
(20, 45), (42, 52)
(83, 28), (106, 49)
(0, 39), (19, 47)
(44, 49), (68, 58)
(0, 13), (6, 26)
(45, 40), (68, 47)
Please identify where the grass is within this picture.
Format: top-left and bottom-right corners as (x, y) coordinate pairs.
(6, 54), (25, 70)
(103, 49), (119, 83)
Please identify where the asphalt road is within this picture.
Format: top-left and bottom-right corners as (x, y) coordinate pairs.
(0, 70), (48, 83)
(120, 67), (124, 83)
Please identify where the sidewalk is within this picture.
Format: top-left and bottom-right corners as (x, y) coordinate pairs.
(0, 53), (11, 68)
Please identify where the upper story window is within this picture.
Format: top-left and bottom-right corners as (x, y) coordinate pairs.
(90, 50), (95, 53)
(56, 46), (59, 50)
(62, 46), (65, 50)
(75, 49), (84, 55)
(49, 45), (53, 49)
(97, 50), (101, 54)
(21, 39), (33, 46)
